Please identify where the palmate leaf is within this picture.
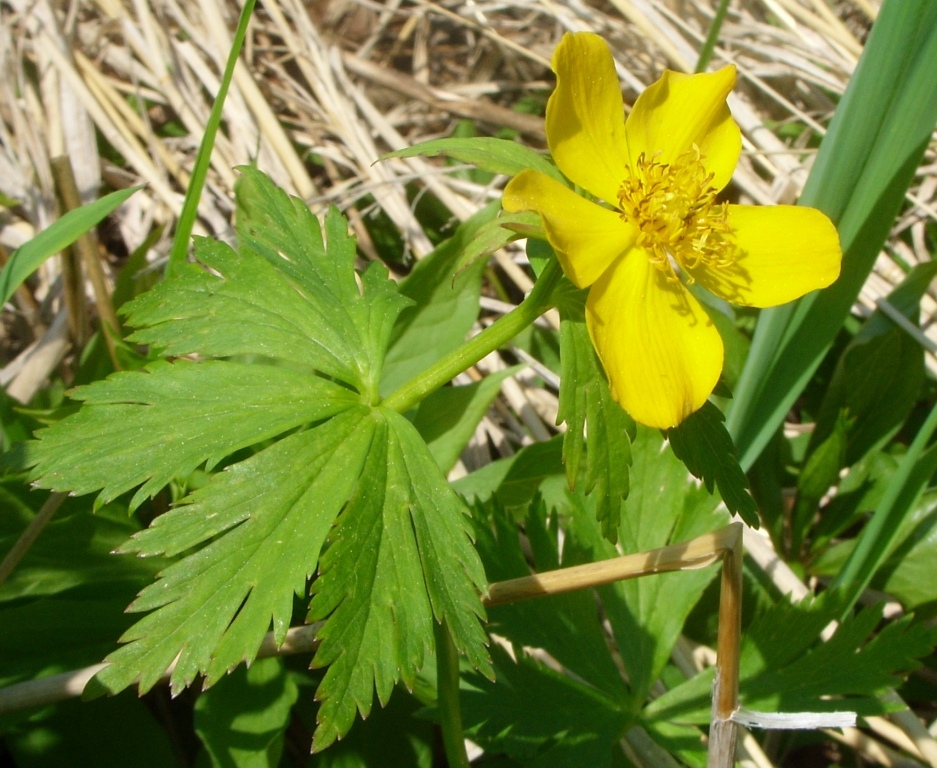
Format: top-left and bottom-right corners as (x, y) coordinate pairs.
(645, 590), (937, 724)
(308, 408), (490, 751)
(555, 282), (634, 544)
(19, 169), (490, 748)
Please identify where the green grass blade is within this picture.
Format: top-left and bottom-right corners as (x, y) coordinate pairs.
(0, 186), (141, 307)
(727, 0), (937, 469)
(829, 401), (937, 619)
(164, 0), (256, 280)
(695, 0), (732, 73)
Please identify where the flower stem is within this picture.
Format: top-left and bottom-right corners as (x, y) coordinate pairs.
(382, 258), (563, 413)
(434, 620), (471, 768)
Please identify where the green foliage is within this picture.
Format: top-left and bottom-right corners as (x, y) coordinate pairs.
(413, 367), (520, 473)
(554, 282), (634, 543)
(381, 203), (492, 395)
(194, 658), (299, 768)
(307, 408), (490, 751)
(0, 185), (141, 307)
(567, 427), (730, 707)
(383, 137), (564, 183)
(667, 401), (759, 527)
(646, 591), (937, 724)
(728, 0), (937, 469)
(18, 169), (490, 749)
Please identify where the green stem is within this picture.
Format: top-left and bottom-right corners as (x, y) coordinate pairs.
(434, 620), (471, 768)
(383, 258), (563, 413)
(695, 0), (732, 73)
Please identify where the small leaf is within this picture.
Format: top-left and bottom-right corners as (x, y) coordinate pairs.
(382, 137), (564, 183)
(474, 496), (628, 699)
(667, 401), (759, 527)
(451, 211), (543, 277)
(452, 436), (566, 509)
(461, 643), (627, 767)
(0, 185), (142, 307)
(811, 261), (937, 466)
(555, 283), (634, 543)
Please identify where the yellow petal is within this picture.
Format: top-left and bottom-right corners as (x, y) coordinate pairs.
(546, 32), (631, 205)
(586, 250), (724, 429)
(625, 67), (741, 192)
(503, 170), (636, 288)
(687, 204), (842, 308)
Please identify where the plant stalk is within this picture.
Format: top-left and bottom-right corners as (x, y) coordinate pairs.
(383, 258), (562, 414)
(435, 620), (471, 768)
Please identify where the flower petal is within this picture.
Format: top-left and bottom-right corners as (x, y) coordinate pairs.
(546, 32), (631, 204)
(503, 170), (636, 288)
(687, 204), (842, 307)
(586, 250), (724, 429)
(625, 67), (740, 191)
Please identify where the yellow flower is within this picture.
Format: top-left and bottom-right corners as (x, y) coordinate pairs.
(503, 32), (841, 429)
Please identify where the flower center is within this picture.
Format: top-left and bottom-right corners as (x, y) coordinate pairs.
(617, 148), (736, 281)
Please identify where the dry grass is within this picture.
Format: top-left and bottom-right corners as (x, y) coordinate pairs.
(3, 0), (937, 764)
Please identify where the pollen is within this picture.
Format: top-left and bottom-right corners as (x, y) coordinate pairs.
(617, 148), (736, 281)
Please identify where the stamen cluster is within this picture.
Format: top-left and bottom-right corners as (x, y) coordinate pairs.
(617, 149), (737, 281)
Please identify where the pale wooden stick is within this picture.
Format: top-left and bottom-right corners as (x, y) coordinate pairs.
(0, 622), (321, 716)
(485, 524), (741, 606)
(709, 523), (743, 768)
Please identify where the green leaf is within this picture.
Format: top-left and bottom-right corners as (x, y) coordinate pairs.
(383, 137), (564, 183)
(875, 495), (937, 610)
(91, 408), (373, 697)
(0, 185), (141, 307)
(646, 590), (937, 724)
(131, 168), (411, 397)
(462, 644), (627, 767)
(451, 211), (542, 277)
(568, 427), (729, 706)
(555, 284), (634, 543)
(412, 367), (519, 474)
(194, 657), (299, 768)
(452, 436), (566, 509)
(308, 408), (489, 751)
(19, 360), (360, 508)
(814, 490), (937, 610)
(381, 204), (493, 395)
(0, 490), (164, 603)
(667, 401), (759, 528)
